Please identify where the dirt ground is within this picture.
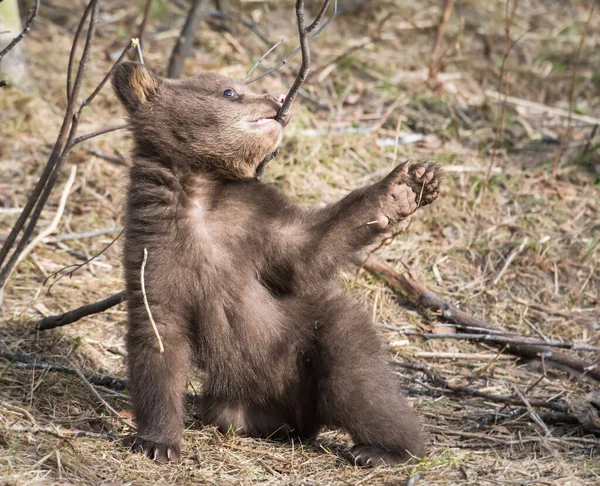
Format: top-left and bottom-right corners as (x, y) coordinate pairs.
(1, 0), (599, 484)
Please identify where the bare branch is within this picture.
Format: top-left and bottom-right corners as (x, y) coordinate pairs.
(66, 1), (94, 104)
(167, 0), (210, 79)
(245, 39), (283, 80)
(0, 0), (101, 294)
(0, 3), (137, 296)
(137, 0), (154, 51)
(44, 229), (124, 292)
(71, 123), (129, 147)
(0, 0), (40, 61)
(36, 291), (126, 331)
(244, 0), (337, 85)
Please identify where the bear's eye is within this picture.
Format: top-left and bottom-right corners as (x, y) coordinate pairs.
(223, 89), (236, 98)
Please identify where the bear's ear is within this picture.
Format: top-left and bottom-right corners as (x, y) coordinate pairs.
(112, 62), (160, 112)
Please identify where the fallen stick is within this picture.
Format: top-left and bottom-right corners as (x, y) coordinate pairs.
(381, 324), (600, 352)
(364, 258), (600, 383)
(36, 291), (126, 331)
(0, 350), (127, 390)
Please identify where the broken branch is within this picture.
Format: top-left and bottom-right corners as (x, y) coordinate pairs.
(36, 291), (126, 331)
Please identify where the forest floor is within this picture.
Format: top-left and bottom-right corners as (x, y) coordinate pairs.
(1, 0), (599, 484)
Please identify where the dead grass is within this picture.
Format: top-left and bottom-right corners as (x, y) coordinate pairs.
(1, 0), (599, 484)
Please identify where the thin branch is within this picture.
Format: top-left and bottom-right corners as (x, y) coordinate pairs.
(479, 0), (520, 207)
(66, 1), (94, 104)
(0, 0), (40, 61)
(141, 248), (164, 352)
(551, 1), (595, 178)
(244, 0), (337, 85)
(137, 0), (154, 51)
(396, 361), (566, 412)
(275, 0), (333, 123)
(74, 369), (133, 427)
(45, 229), (124, 293)
(71, 123), (129, 147)
(36, 291), (126, 331)
(245, 39), (283, 79)
(167, 0), (210, 79)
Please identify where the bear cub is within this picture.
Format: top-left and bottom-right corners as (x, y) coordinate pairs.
(112, 62), (441, 466)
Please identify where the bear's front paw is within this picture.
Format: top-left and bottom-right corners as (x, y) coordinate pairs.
(122, 435), (181, 463)
(379, 160), (442, 225)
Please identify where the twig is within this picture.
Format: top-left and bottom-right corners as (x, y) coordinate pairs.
(36, 291), (126, 331)
(137, 0), (154, 51)
(87, 149), (128, 166)
(50, 227), (122, 242)
(413, 351), (514, 360)
(167, 0), (210, 79)
(245, 39), (283, 79)
(1, 166), (77, 288)
(363, 257), (600, 382)
(66, 0), (94, 104)
(551, 1), (595, 178)
(0, 0), (40, 61)
(71, 123), (129, 147)
(476, 407), (579, 430)
(244, 0), (337, 85)
(74, 369), (133, 427)
(514, 387), (551, 436)
(141, 248), (164, 352)
(0, 401), (38, 425)
(45, 229), (124, 292)
(0, 350), (127, 390)
(275, 0), (332, 123)
(74, 369), (122, 418)
(492, 237), (528, 285)
(427, 0), (455, 88)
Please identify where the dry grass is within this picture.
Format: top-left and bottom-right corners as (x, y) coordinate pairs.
(1, 0), (599, 484)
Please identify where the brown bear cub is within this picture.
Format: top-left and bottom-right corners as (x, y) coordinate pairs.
(112, 62), (441, 467)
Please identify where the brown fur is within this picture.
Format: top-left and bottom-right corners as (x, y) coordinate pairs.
(113, 62), (441, 467)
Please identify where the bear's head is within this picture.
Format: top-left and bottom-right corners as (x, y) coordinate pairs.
(112, 62), (289, 179)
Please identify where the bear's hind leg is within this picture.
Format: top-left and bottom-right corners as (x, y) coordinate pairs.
(315, 294), (424, 467)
